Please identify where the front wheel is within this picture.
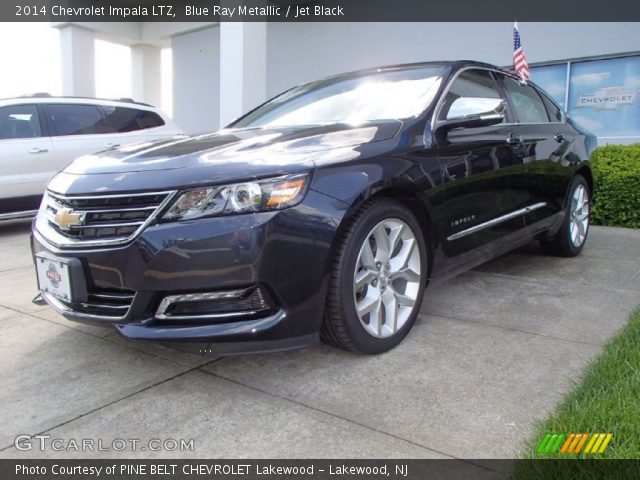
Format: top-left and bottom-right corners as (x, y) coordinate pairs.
(541, 174), (590, 257)
(321, 198), (428, 354)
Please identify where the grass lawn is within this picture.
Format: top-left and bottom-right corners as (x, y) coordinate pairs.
(511, 309), (640, 478)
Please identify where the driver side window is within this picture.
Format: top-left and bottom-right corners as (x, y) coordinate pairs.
(438, 69), (504, 121)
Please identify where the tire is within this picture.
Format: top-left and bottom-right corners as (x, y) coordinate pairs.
(321, 198), (428, 354)
(541, 174), (590, 257)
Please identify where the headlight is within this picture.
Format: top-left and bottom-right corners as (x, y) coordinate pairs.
(162, 173), (309, 221)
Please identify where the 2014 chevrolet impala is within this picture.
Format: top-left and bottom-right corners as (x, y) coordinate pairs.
(32, 61), (595, 355)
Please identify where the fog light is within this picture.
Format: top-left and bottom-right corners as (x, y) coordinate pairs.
(155, 287), (272, 322)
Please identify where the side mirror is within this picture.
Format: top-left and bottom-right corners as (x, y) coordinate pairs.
(438, 97), (507, 132)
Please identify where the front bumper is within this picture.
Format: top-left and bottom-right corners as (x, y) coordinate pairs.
(32, 190), (344, 354)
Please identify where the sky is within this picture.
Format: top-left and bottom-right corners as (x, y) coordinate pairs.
(0, 23), (62, 97)
(0, 23), (172, 115)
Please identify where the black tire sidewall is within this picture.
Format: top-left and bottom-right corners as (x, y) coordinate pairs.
(335, 200), (428, 354)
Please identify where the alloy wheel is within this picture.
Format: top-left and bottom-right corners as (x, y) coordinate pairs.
(353, 218), (422, 338)
(569, 184), (589, 248)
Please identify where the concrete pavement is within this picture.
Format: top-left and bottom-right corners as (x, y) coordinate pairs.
(0, 220), (638, 459)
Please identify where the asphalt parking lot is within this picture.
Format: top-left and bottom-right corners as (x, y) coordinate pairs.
(1, 220), (639, 460)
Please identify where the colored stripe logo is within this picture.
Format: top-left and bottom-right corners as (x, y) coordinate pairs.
(536, 433), (613, 455)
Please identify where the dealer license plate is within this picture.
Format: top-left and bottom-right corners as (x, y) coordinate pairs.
(36, 255), (73, 302)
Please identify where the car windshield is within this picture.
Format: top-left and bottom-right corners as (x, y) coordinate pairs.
(232, 66), (447, 128)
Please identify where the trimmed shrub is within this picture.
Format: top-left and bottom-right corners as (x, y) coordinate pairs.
(591, 144), (640, 228)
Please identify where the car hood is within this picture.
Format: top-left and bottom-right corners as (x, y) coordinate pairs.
(64, 121), (402, 177)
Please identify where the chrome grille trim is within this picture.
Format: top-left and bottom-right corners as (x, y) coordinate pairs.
(35, 190), (176, 249)
(155, 289), (252, 320)
(42, 287), (135, 321)
(155, 287), (271, 321)
(70, 206), (158, 214)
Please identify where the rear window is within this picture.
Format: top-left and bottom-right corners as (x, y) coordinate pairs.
(501, 77), (550, 123)
(47, 104), (112, 136)
(0, 104), (42, 140)
(539, 92), (563, 122)
(102, 107), (165, 132)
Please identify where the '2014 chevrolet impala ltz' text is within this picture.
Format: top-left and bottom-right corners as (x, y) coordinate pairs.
(32, 61), (595, 355)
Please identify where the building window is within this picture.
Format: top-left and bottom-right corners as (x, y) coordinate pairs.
(530, 63), (567, 108)
(568, 55), (640, 141)
(530, 55), (640, 143)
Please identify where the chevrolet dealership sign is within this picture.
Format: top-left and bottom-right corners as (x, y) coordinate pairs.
(576, 86), (638, 110)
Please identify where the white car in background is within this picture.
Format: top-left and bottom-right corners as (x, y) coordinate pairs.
(0, 96), (184, 220)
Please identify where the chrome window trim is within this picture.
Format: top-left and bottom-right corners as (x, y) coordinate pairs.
(447, 202), (547, 241)
(36, 190), (177, 249)
(431, 65), (567, 129)
(499, 73), (560, 124)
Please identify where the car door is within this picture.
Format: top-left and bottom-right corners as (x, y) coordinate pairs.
(496, 74), (576, 231)
(433, 68), (530, 271)
(0, 104), (53, 213)
(42, 103), (122, 173)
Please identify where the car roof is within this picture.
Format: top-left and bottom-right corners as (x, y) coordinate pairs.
(289, 60), (559, 108)
(0, 96), (158, 111)
(322, 60), (514, 80)
(288, 60), (523, 92)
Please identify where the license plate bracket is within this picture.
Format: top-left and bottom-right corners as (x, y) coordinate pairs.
(35, 254), (87, 304)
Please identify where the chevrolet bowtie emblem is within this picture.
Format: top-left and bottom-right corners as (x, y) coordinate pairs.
(54, 208), (85, 231)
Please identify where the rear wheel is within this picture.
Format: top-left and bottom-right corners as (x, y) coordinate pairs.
(541, 174), (590, 257)
(322, 198), (428, 354)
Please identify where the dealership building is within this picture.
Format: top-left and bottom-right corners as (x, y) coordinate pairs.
(53, 22), (640, 144)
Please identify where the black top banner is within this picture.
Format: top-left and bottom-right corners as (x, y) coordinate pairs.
(5, 0), (640, 22)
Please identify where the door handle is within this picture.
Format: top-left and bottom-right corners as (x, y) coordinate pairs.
(106, 143), (120, 149)
(506, 134), (524, 145)
(28, 147), (48, 154)
(554, 132), (566, 143)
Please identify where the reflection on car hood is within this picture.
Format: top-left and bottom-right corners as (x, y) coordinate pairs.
(64, 121), (403, 176)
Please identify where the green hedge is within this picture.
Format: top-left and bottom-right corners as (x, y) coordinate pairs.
(591, 144), (640, 229)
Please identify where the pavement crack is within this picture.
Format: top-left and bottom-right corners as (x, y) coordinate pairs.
(466, 269), (638, 295)
(3, 304), (211, 368)
(0, 265), (33, 274)
(197, 367), (460, 461)
(420, 311), (604, 348)
(0, 359), (220, 453)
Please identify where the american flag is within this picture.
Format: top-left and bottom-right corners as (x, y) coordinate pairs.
(513, 21), (529, 82)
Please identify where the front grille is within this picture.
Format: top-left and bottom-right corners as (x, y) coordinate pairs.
(59, 286), (135, 319)
(38, 190), (174, 248)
